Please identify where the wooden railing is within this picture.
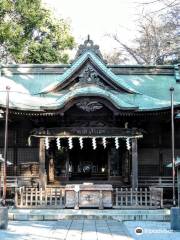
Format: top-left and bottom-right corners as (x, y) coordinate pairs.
(0, 176), (18, 188)
(16, 176), (40, 187)
(113, 187), (163, 209)
(15, 186), (163, 209)
(138, 176), (177, 187)
(0, 176), (40, 188)
(15, 187), (65, 208)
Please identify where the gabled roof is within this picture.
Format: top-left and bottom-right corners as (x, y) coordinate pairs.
(40, 50), (139, 94)
(0, 38), (180, 113)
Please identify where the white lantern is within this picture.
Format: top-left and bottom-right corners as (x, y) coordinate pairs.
(92, 137), (97, 150)
(45, 137), (49, 150)
(79, 137), (83, 149)
(68, 137), (73, 149)
(115, 137), (119, 149)
(56, 137), (61, 150)
(102, 137), (107, 148)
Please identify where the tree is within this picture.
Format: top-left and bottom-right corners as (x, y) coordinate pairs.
(0, 0), (75, 64)
(103, 50), (128, 64)
(138, 0), (179, 14)
(110, 4), (179, 65)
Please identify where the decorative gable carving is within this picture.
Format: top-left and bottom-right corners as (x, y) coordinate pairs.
(76, 64), (106, 88)
(75, 35), (106, 63)
(76, 98), (103, 112)
(42, 37), (138, 94)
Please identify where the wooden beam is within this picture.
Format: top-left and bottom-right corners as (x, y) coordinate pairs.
(39, 138), (46, 189)
(132, 138), (138, 190)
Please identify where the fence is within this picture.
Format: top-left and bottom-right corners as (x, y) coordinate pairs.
(15, 187), (65, 208)
(138, 176), (177, 187)
(113, 187), (163, 208)
(15, 186), (163, 209)
(0, 176), (18, 188)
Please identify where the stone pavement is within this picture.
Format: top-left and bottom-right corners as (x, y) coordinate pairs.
(0, 220), (133, 240)
(124, 221), (180, 240)
(1, 220), (180, 240)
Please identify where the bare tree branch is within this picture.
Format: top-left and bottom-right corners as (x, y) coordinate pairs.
(107, 4), (179, 65)
(112, 34), (144, 64)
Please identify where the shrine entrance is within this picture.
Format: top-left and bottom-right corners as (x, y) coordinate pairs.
(46, 137), (127, 184)
(33, 126), (142, 187)
(68, 138), (108, 181)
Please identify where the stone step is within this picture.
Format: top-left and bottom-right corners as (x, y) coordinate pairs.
(8, 209), (171, 221)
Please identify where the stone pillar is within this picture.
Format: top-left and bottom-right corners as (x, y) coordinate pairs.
(0, 207), (8, 229)
(131, 138), (138, 190)
(178, 167), (180, 207)
(171, 207), (180, 230)
(39, 138), (46, 189)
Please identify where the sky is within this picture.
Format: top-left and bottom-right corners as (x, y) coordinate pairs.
(42, 0), (163, 55)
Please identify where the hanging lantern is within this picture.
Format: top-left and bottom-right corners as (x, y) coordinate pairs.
(56, 137), (61, 150)
(126, 138), (131, 150)
(79, 137), (83, 149)
(92, 137), (97, 150)
(68, 137), (73, 149)
(115, 137), (119, 149)
(45, 137), (49, 150)
(102, 137), (107, 149)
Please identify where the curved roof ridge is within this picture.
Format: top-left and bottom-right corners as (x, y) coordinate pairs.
(40, 50), (140, 94)
(40, 85), (138, 110)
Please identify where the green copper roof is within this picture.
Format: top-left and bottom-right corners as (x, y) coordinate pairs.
(0, 83), (179, 111)
(41, 51), (139, 94)
(0, 39), (180, 112)
(117, 74), (180, 101)
(41, 86), (137, 110)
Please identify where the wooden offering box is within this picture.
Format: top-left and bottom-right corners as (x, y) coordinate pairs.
(65, 183), (113, 209)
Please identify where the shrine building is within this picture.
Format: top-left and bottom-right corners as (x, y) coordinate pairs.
(0, 38), (180, 209)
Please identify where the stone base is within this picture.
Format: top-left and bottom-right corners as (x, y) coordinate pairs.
(171, 207), (180, 231)
(65, 184), (113, 209)
(9, 209), (170, 221)
(0, 207), (8, 229)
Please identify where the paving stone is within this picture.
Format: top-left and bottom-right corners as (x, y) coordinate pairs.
(28, 215), (44, 221)
(13, 214), (28, 221)
(2, 219), (180, 240)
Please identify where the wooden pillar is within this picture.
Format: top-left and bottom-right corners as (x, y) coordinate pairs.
(66, 151), (69, 181)
(39, 138), (46, 189)
(122, 151), (130, 183)
(108, 149), (111, 181)
(132, 138), (138, 190)
(13, 129), (18, 176)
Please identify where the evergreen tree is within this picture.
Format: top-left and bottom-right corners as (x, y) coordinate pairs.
(0, 0), (75, 63)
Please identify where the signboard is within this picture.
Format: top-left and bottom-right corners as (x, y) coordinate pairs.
(31, 127), (143, 138)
